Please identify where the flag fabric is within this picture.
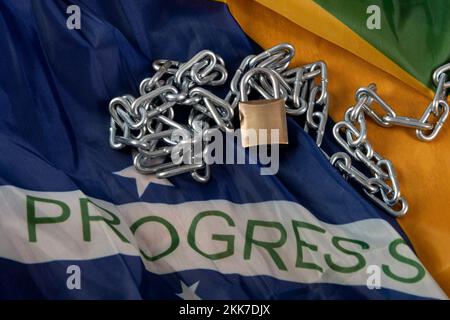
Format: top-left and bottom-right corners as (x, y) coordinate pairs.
(0, 0), (447, 299)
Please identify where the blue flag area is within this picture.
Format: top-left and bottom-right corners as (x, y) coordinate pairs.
(0, 0), (447, 300)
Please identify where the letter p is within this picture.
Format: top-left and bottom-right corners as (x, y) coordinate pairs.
(27, 196), (70, 242)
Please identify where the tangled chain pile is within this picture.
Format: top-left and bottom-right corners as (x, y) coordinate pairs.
(108, 43), (449, 217)
(109, 50), (231, 183)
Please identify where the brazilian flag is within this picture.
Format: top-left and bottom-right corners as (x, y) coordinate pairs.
(0, 0), (448, 300)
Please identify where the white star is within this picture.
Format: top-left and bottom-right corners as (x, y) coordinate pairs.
(113, 165), (173, 197)
(176, 281), (202, 300)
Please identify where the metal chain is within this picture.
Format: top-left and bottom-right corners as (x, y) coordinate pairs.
(329, 64), (449, 217)
(330, 84), (408, 217)
(107, 43), (449, 217)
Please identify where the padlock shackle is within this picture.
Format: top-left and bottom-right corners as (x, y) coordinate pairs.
(239, 67), (281, 102)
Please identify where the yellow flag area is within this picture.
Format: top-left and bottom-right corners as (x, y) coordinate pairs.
(225, 0), (450, 295)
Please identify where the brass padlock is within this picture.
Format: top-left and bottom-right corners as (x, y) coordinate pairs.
(239, 68), (288, 148)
